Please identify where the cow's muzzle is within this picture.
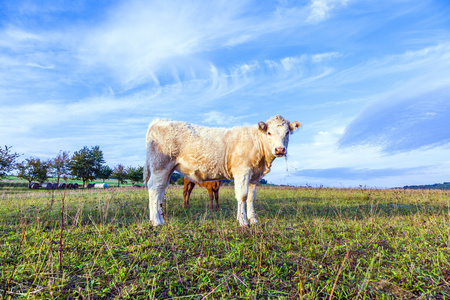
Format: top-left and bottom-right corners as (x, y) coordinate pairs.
(274, 147), (286, 156)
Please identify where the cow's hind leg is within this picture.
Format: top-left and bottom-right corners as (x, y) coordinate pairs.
(147, 169), (172, 226)
(234, 173), (250, 227)
(247, 183), (258, 225)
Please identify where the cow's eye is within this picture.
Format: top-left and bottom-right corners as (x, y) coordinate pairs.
(268, 132), (272, 136)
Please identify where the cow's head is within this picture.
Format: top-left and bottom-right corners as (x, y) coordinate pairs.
(258, 115), (301, 157)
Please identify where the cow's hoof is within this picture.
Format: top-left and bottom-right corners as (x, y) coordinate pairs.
(239, 224), (250, 230)
(150, 217), (164, 226)
(156, 212), (165, 224)
(238, 220), (250, 227)
(249, 218), (258, 225)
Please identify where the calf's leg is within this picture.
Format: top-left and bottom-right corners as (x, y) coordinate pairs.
(182, 180), (189, 208)
(183, 181), (195, 208)
(206, 187), (214, 210)
(213, 188), (219, 210)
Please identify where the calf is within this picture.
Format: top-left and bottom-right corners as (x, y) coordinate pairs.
(144, 115), (301, 227)
(183, 177), (221, 210)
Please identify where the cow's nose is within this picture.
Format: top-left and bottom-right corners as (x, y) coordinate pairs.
(275, 147), (286, 155)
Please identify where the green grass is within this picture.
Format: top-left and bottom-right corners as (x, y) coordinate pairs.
(0, 186), (449, 299)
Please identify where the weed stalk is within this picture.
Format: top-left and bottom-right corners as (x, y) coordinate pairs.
(59, 184), (67, 274)
(329, 247), (350, 300)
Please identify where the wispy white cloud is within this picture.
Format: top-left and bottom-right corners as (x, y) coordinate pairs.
(330, 43), (450, 153)
(26, 62), (55, 69)
(0, 27), (42, 47)
(339, 85), (450, 153)
(328, 43), (450, 89)
(75, 0), (349, 90)
(78, 0), (255, 88)
(306, 0), (350, 24)
(202, 111), (255, 127)
(0, 0), (347, 106)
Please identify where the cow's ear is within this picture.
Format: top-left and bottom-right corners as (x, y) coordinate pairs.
(289, 121), (301, 132)
(258, 121), (267, 132)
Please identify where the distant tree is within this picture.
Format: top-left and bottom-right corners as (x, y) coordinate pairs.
(50, 150), (70, 186)
(16, 158), (50, 185)
(97, 165), (113, 183)
(69, 147), (93, 187)
(69, 146), (105, 187)
(170, 172), (181, 184)
(112, 164), (127, 187)
(0, 145), (21, 179)
(176, 177), (184, 185)
(221, 179), (234, 186)
(259, 179), (267, 185)
(90, 146), (105, 178)
(126, 166), (143, 185)
(404, 182), (450, 190)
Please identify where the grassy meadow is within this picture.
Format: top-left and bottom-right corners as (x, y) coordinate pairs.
(0, 185), (449, 299)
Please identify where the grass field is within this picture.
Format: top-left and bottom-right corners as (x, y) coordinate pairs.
(0, 185), (449, 299)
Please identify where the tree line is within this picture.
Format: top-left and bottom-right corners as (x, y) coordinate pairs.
(403, 182), (450, 190)
(0, 145), (144, 187)
(1, 145), (269, 188)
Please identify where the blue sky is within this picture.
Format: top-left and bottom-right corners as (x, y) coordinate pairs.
(1, 0), (450, 188)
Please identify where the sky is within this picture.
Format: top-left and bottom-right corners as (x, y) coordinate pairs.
(1, 0), (450, 188)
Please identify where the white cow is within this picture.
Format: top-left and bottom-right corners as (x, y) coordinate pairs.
(144, 115), (301, 227)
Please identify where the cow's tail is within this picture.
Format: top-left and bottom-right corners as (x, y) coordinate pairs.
(144, 150), (151, 188)
(144, 160), (151, 188)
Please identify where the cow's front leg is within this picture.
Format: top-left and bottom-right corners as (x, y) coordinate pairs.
(147, 170), (170, 226)
(234, 173), (250, 227)
(148, 188), (164, 226)
(247, 183), (258, 225)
